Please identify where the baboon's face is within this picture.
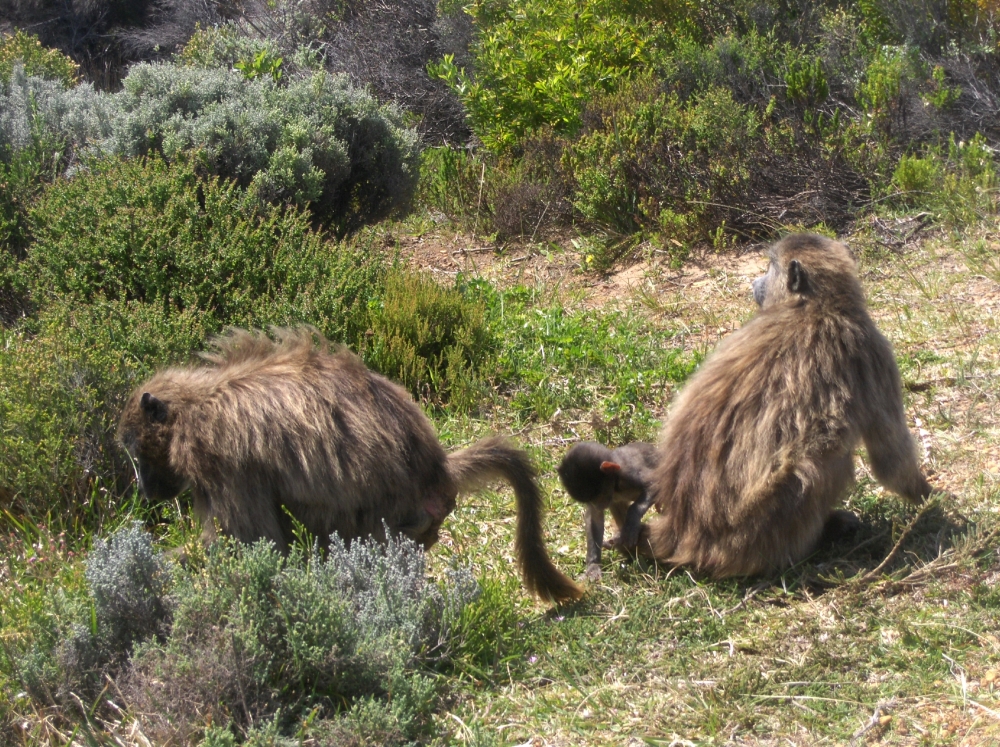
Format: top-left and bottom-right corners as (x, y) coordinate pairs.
(752, 257), (782, 308)
(752, 252), (809, 309)
(119, 392), (187, 502)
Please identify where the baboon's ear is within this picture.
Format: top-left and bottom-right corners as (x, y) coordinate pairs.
(787, 260), (809, 294)
(599, 461), (622, 475)
(140, 392), (168, 423)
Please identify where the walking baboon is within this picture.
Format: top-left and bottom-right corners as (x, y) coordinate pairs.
(118, 328), (582, 604)
(645, 234), (935, 577)
(558, 441), (658, 580)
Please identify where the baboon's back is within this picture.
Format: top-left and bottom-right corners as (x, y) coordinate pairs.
(160, 329), (454, 546)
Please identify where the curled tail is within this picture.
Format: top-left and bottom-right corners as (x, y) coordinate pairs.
(447, 437), (583, 604)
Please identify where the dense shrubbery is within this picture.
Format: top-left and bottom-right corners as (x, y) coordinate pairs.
(426, 0), (1000, 246)
(0, 30), (78, 87)
(0, 61), (419, 232)
(5, 524), (482, 745)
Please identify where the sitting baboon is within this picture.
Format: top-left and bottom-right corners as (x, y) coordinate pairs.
(645, 234), (935, 577)
(118, 328), (581, 604)
(557, 441), (658, 580)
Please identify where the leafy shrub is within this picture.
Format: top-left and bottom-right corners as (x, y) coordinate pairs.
(0, 31), (78, 87)
(431, 0), (670, 151)
(365, 271), (496, 408)
(125, 533), (479, 744)
(25, 155), (382, 336)
(566, 83), (764, 237)
(103, 63), (419, 230)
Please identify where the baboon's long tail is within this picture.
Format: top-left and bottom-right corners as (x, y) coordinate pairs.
(446, 437), (583, 604)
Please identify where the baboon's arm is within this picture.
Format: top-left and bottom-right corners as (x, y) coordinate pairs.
(862, 365), (933, 503)
(617, 488), (656, 549)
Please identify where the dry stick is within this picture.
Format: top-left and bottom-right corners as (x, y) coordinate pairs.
(850, 699), (897, 746)
(859, 501), (936, 584)
(472, 160), (486, 244)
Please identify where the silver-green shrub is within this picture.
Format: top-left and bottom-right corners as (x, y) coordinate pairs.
(85, 521), (172, 651)
(0, 66), (109, 162)
(0, 61), (419, 230)
(57, 523), (172, 697)
(125, 533), (479, 744)
(102, 63), (418, 229)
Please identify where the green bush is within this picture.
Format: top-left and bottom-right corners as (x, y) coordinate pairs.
(431, 0), (673, 151)
(565, 82), (763, 237)
(104, 63), (419, 230)
(25, 155), (382, 336)
(425, 0), (1000, 243)
(891, 134), (998, 223)
(365, 271), (496, 409)
(0, 31), (78, 87)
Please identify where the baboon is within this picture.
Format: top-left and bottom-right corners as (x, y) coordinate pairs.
(558, 441), (658, 580)
(645, 234), (935, 577)
(118, 328), (582, 604)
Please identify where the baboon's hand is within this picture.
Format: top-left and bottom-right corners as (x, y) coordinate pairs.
(617, 522), (642, 550)
(583, 563), (603, 582)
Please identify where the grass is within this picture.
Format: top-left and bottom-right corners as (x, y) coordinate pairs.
(422, 222), (1000, 745)
(3, 219), (1000, 744)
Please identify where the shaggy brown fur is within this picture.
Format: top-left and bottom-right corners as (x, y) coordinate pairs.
(645, 234), (934, 577)
(558, 441), (658, 580)
(118, 328), (581, 604)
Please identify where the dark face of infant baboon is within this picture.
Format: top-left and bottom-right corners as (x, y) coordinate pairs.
(644, 233), (934, 578)
(118, 328), (582, 604)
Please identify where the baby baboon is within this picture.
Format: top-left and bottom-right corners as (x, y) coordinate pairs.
(558, 441), (658, 580)
(645, 234), (935, 577)
(118, 328), (581, 604)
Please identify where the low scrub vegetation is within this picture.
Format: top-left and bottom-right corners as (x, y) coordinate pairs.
(1, 9), (999, 745)
(3, 523), (487, 745)
(425, 0), (1000, 247)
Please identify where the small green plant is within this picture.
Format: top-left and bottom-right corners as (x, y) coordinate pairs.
(365, 271), (496, 409)
(923, 64), (960, 110)
(234, 49), (284, 81)
(857, 46), (911, 134)
(0, 30), (78, 87)
(784, 54), (828, 106)
(890, 134), (997, 223)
